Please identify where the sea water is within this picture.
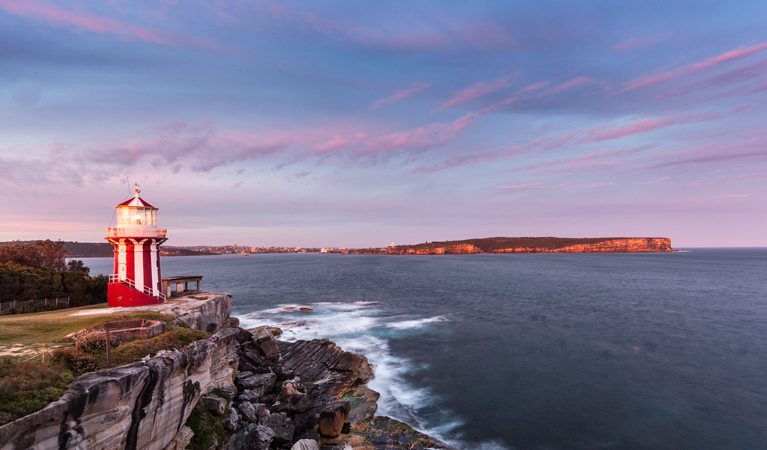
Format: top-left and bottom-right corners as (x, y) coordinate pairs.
(83, 249), (767, 450)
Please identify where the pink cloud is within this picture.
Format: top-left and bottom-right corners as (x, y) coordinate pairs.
(314, 133), (366, 154)
(579, 112), (720, 143)
(437, 75), (513, 112)
(621, 40), (767, 92)
(362, 113), (479, 156)
(518, 81), (550, 94)
(692, 42), (767, 70)
(370, 83), (431, 110)
(542, 76), (595, 95)
(0, 0), (225, 51)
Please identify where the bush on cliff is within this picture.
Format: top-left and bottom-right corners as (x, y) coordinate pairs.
(185, 401), (229, 450)
(53, 327), (210, 376)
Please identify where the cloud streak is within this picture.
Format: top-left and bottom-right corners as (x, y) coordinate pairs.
(0, 0), (226, 51)
(370, 83), (431, 110)
(621, 40), (767, 92)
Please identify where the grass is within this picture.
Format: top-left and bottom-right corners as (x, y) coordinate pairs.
(53, 327), (210, 376)
(0, 305), (175, 347)
(0, 357), (73, 425)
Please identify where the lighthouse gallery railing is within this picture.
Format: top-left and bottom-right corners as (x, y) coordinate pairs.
(109, 274), (167, 302)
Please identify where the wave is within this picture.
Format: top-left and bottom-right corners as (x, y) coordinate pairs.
(386, 315), (450, 330)
(236, 302), (509, 450)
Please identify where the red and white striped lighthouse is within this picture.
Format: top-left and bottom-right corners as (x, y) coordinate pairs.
(106, 185), (168, 307)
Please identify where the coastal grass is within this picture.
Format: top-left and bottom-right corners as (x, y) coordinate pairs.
(53, 327), (210, 376)
(0, 357), (73, 425)
(0, 306), (175, 347)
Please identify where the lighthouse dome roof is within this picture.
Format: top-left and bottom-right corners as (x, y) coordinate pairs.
(116, 185), (157, 209)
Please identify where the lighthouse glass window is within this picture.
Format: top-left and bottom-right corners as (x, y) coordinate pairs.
(118, 208), (156, 226)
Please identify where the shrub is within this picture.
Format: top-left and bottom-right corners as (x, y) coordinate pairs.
(0, 356), (72, 425)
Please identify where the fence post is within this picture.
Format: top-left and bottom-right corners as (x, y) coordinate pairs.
(105, 329), (111, 368)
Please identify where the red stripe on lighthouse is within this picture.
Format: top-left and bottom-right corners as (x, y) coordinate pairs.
(143, 241), (152, 291)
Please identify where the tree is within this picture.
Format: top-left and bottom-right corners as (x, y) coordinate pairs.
(66, 260), (90, 275)
(0, 240), (68, 271)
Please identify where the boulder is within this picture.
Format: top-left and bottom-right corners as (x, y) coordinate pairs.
(227, 424), (274, 450)
(201, 394), (227, 416)
(224, 407), (240, 432)
(239, 388), (263, 403)
(259, 412), (295, 446)
(291, 439), (320, 450)
(237, 401), (259, 423)
(254, 329), (282, 363)
(331, 440), (353, 450)
(318, 402), (351, 437)
(237, 372), (276, 394)
(235, 327), (253, 344)
(281, 379), (307, 403)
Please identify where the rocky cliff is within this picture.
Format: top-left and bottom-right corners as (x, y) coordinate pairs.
(0, 295), (238, 450)
(353, 237), (675, 255)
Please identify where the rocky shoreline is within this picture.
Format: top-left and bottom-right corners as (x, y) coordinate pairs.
(217, 325), (452, 450)
(0, 294), (452, 450)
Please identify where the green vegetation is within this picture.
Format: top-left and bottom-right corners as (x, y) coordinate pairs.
(53, 327), (210, 376)
(402, 236), (628, 252)
(185, 399), (229, 450)
(0, 357), (73, 425)
(0, 240), (108, 312)
(1, 314), (209, 426)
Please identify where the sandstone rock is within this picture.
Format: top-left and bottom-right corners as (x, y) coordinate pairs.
(227, 423), (274, 450)
(237, 372), (276, 394)
(248, 325), (283, 337)
(238, 401), (259, 423)
(163, 425), (194, 450)
(290, 438), (320, 450)
(254, 329), (282, 363)
(331, 440), (353, 450)
(259, 412), (295, 445)
(201, 394), (227, 416)
(235, 327), (253, 344)
(224, 407), (241, 432)
(318, 402), (351, 437)
(281, 379), (307, 403)
(239, 388), (263, 403)
(0, 319), (239, 450)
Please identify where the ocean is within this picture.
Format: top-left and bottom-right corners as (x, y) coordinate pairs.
(82, 248), (767, 450)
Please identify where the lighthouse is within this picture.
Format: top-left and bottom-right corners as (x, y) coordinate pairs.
(106, 185), (168, 307)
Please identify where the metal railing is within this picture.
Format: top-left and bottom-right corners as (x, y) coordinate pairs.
(109, 274), (166, 302)
(106, 226), (167, 238)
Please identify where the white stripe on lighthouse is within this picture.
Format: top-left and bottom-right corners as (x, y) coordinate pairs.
(118, 241), (127, 281)
(150, 241), (159, 296)
(133, 239), (146, 291)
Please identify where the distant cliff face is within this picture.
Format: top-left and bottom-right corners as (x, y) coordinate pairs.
(493, 238), (674, 253)
(353, 237), (675, 255)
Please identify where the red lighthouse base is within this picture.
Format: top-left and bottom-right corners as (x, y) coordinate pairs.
(108, 283), (164, 307)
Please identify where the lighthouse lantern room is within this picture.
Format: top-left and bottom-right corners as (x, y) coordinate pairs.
(106, 185), (168, 307)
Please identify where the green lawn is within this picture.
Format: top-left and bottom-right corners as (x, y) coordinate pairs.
(0, 304), (174, 347)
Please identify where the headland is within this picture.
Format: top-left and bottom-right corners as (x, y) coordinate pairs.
(351, 237), (675, 255)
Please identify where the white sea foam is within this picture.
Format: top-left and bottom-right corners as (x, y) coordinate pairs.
(235, 302), (497, 450)
(386, 315), (450, 330)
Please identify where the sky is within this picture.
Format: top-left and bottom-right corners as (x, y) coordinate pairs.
(1, 0), (766, 247)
